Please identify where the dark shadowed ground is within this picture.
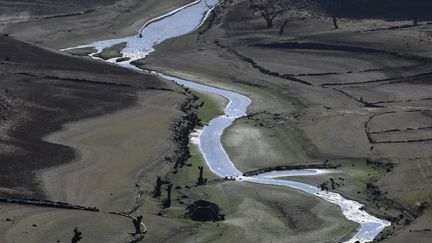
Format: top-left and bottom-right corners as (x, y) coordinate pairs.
(0, 34), (175, 198)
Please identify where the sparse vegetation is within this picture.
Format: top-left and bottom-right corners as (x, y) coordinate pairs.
(249, 0), (290, 28)
(3, 0), (432, 242)
(162, 183), (173, 208)
(71, 227), (82, 243)
(196, 166), (207, 186)
(132, 215), (143, 235)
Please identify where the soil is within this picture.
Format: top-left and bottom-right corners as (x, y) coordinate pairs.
(140, 1), (432, 242)
(1, 0), (431, 242)
(0, 34), (177, 198)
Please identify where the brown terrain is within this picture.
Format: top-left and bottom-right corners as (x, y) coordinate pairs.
(0, 32), (356, 241)
(0, 0), (356, 242)
(0, 0), (193, 48)
(138, 0), (432, 242)
(0, 0), (195, 242)
(0, 0), (431, 242)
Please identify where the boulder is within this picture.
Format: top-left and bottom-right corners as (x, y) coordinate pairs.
(185, 200), (224, 221)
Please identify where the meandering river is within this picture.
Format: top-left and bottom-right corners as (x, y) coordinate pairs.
(63, 0), (390, 242)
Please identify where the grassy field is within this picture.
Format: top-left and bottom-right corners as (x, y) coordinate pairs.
(0, 33), (186, 243)
(139, 1), (432, 241)
(132, 85), (358, 242)
(192, 90), (227, 124)
(94, 42), (127, 60)
(223, 117), (311, 172)
(2, 0), (432, 242)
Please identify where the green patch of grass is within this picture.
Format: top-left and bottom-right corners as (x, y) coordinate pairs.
(148, 89), (227, 223)
(222, 116), (311, 172)
(261, 125), (310, 163)
(192, 90), (225, 124)
(64, 47), (97, 56)
(171, 144), (218, 186)
(94, 42), (127, 60)
(286, 161), (401, 220)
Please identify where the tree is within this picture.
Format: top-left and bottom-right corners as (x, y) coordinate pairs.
(196, 166), (206, 186)
(132, 215), (143, 235)
(320, 0), (343, 29)
(332, 15), (339, 29)
(153, 176), (170, 198)
(279, 19), (289, 35)
(249, 0), (290, 28)
(71, 227), (82, 243)
(152, 176), (163, 198)
(319, 182), (329, 191)
(162, 183), (173, 208)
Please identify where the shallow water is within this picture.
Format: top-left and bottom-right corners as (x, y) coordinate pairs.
(65, 1), (390, 242)
(62, 0), (219, 64)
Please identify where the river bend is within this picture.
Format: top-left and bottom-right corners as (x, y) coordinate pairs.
(63, 1), (390, 242)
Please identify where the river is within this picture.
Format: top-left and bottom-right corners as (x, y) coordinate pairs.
(63, 0), (390, 242)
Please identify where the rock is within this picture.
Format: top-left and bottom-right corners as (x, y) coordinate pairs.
(116, 57), (130, 63)
(185, 200), (224, 222)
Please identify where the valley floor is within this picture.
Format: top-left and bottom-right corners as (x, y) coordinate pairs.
(139, 1), (432, 242)
(1, 0), (431, 242)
